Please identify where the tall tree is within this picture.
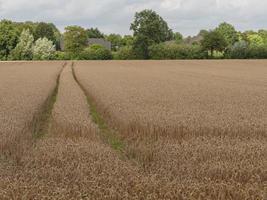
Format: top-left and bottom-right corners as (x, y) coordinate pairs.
(242, 30), (257, 42)
(63, 26), (88, 57)
(86, 28), (104, 38)
(258, 30), (267, 45)
(247, 34), (264, 47)
(34, 22), (56, 42)
(121, 35), (134, 46)
(106, 34), (123, 51)
(130, 9), (173, 59)
(47, 23), (62, 50)
(198, 30), (209, 37)
(201, 30), (227, 58)
(215, 22), (238, 46)
(173, 32), (183, 44)
(0, 20), (19, 60)
(10, 29), (34, 60)
(15, 21), (37, 35)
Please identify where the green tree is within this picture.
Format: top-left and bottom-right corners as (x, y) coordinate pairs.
(46, 23), (62, 50)
(106, 34), (123, 51)
(200, 30), (227, 58)
(215, 22), (238, 46)
(34, 22), (56, 43)
(0, 20), (19, 60)
(247, 34), (264, 47)
(33, 37), (56, 60)
(173, 32), (183, 44)
(86, 28), (104, 38)
(258, 30), (267, 45)
(15, 21), (37, 35)
(242, 30), (257, 42)
(236, 31), (244, 41)
(198, 30), (209, 37)
(130, 9), (173, 59)
(63, 26), (88, 58)
(10, 29), (34, 60)
(121, 35), (134, 46)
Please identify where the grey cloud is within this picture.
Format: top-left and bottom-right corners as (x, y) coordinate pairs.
(0, 0), (266, 36)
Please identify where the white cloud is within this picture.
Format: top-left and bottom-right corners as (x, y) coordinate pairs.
(161, 0), (182, 10)
(0, 0), (266, 36)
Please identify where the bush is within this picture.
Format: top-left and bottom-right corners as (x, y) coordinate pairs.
(225, 41), (249, 59)
(33, 37), (55, 60)
(80, 44), (112, 60)
(247, 45), (267, 59)
(0, 53), (6, 61)
(54, 51), (71, 60)
(149, 43), (206, 59)
(115, 46), (137, 60)
(226, 41), (267, 59)
(148, 43), (165, 59)
(185, 45), (207, 59)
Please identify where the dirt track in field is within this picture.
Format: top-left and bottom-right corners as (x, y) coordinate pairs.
(0, 60), (266, 199)
(51, 63), (97, 138)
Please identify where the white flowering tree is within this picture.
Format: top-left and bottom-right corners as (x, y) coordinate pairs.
(10, 29), (34, 60)
(33, 37), (55, 60)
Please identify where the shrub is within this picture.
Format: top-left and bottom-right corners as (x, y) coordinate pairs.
(54, 51), (71, 60)
(81, 44), (112, 60)
(226, 41), (249, 59)
(149, 43), (206, 59)
(247, 45), (267, 59)
(0, 54), (6, 61)
(115, 46), (137, 60)
(226, 41), (267, 59)
(148, 43), (166, 59)
(33, 37), (55, 60)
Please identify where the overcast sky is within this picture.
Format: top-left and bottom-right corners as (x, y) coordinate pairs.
(0, 0), (266, 36)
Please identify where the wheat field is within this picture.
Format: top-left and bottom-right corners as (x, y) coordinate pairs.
(0, 60), (266, 199)
(0, 61), (62, 160)
(75, 60), (267, 135)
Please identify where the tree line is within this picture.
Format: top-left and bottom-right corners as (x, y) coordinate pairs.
(1, 9), (267, 60)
